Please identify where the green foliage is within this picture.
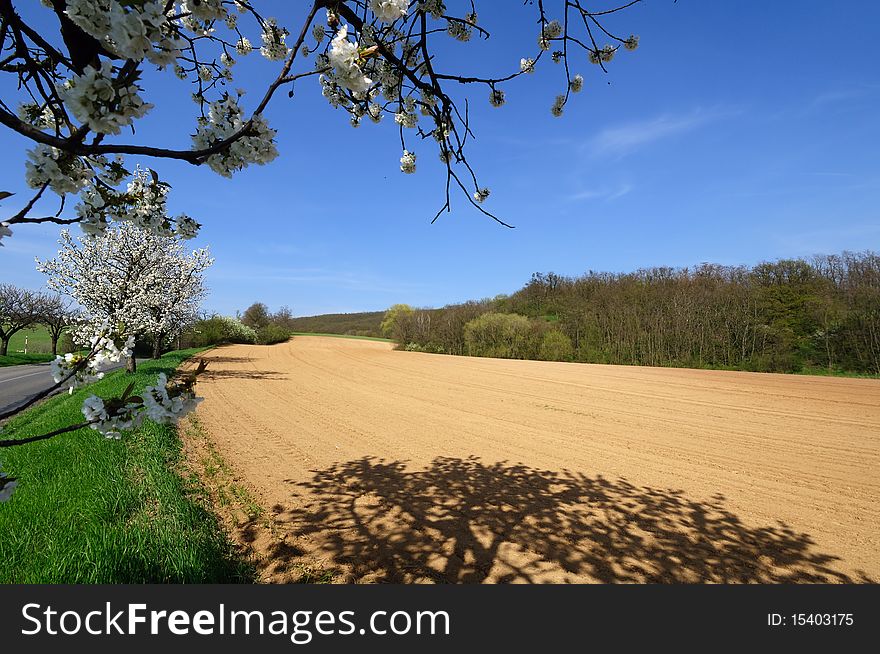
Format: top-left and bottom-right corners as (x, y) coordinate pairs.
(464, 312), (535, 359)
(241, 302), (270, 330)
(256, 322), (291, 345)
(0, 352), (55, 367)
(387, 251), (880, 376)
(0, 350), (253, 583)
(186, 315), (257, 346)
(539, 329), (574, 361)
(286, 311), (384, 337)
(380, 304), (414, 339)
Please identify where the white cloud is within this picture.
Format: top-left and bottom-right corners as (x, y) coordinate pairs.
(587, 107), (733, 157)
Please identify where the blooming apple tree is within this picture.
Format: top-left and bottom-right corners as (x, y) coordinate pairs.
(0, 0), (643, 242)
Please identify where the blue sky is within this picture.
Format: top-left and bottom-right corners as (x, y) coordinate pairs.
(2, 1), (879, 316)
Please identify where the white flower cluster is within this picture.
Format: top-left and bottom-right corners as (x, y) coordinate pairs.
(420, 0), (446, 20)
(372, 0), (410, 23)
(520, 58), (536, 74)
(181, 0), (226, 22)
(473, 187), (491, 203)
(123, 167), (171, 233)
(80, 371), (201, 439)
(49, 324), (135, 394)
(142, 373), (202, 425)
(260, 18), (290, 61)
(489, 89), (505, 107)
(175, 214), (201, 240)
(192, 94), (279, 177)
(447, 14), (476, 42)
(328, 25), (373, 94)
(551, 94), (566, 117)
(17, 102), (57, 130)
(25, 145), (93, 195)
(539, 20), (562, 50)
(570, 74), (584, 93)
(61, 60), (153, 135)
(65, 0), (184, 65)
(395, 110), (418, 128)
(0, 465), (17, 503)
(400, 150), (417, 174)
(589, 45), (616, 64)
(72, 166), (200, 240)
(624, 34), (640, 51)
(236, 36), (253, 55)
(0, 222), (12, 246)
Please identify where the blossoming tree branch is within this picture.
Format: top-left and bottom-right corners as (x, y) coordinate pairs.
(0, 0), (643, 501)
(1, 0), (641, 240)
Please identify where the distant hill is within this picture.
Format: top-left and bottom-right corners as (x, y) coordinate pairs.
(289, 311), (384, 338)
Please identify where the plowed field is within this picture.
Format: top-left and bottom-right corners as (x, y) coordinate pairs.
(188, 335), (880, 583)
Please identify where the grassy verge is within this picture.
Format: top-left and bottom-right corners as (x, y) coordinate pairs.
(0, 349), (255, 583)
(181, 416), (336, 584)
(0, 353), (55, 367)
(291, 332), (392, 343)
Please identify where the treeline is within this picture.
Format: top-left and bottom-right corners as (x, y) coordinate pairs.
(384, 251), (880, 375)
(286, 311), (384, 338)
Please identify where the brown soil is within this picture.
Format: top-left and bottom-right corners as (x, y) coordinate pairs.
(186, 335), (880, 583)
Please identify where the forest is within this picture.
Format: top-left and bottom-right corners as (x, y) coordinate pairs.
(382, 251), (880, 375)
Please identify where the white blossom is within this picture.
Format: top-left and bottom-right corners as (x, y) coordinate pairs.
(60, 60), (153, 135)
(371, 0), (409, 23)
(551, 94), (565, 117)
(192, 94), (279, 177)
(400, 150), (417, 174)
(624, 34), (640, 51)
(420, 0), (446, 20)
(520, 58), (535, 74)
(181, 0), (226, 22)
(473, 187), (490, 203)
(489, 89), (505, 107)
(570, 74), (584, 93)
(25, 145), (93, 195)
(260, 17), (290, 61)
(328, 25), (373, 94)
(236, 37), (253, 55)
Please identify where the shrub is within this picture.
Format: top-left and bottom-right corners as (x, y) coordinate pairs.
(539, 330), (574, 361)
(256, 323), (291, 345)
(463, 312), (535, 359)
(186, 315), (256, 346)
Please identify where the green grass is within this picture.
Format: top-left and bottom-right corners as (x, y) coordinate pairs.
(7, 326), (54, 353)
(0, 349), (255, 583)
(0, 352), (55, 367)
(291, 331), (393, 343)
(1, 326), (70, 367)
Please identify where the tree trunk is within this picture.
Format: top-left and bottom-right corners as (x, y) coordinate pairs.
(51, 335), (59, 356)
(0, 338), (7, 356)
(152, 336), (162, 359)
(127, 354), (137, 374)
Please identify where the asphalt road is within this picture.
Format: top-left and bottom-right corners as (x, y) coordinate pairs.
(0, 360), (133, 416)
(0, 362), (57, 415)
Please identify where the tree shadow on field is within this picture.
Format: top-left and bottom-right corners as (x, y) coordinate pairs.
(260, 456), (871, 584)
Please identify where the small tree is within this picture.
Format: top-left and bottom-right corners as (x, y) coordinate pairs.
(39, 294), (77, 356)
(0, 284), (45, 356)
(381, 304), (415, 339)
(241, 302), (271, 330)
(37, 224), (212, 372)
